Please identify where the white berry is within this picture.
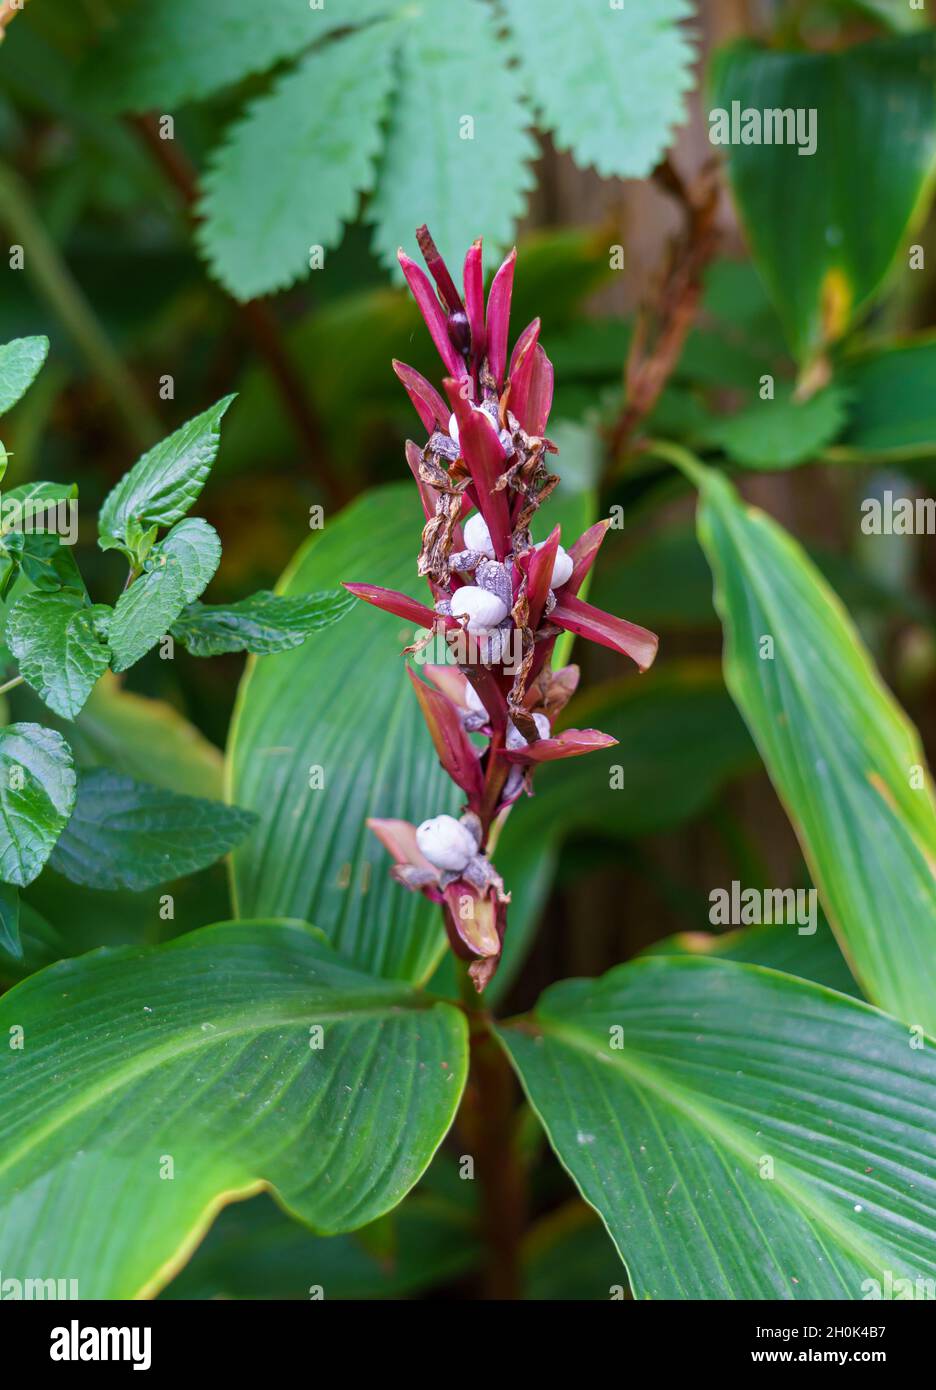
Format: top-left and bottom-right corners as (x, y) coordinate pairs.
(416, 815), (476, 873)
(534, 540), (574, 589)
(450, 584), (509, 632)
(464, 683), (487, 715)
(463, 512), (496, 559)
(506, 713), (551, 749)
(448, 412), (460, 445)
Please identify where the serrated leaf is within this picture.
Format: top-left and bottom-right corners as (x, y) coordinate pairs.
(108, 557), (187, 673)
(369, 0), (537, 275)
(14, 534), (85, 593)
(49, 768), (256, 891)
(499, 956), (936, 1299)
(0, 722), (76, 887)
(6, 592), (111, 720)
(702, 383), (849, 469)
(0, 337), (49, 416)
(98, 397), (234, 549)
(503, 0), (696, 179)
(152, 517), (222, 604)
(198, 24), (397, 300)
(687, 457), (936, 1030)
(171, 588), (353, 657)
(81, 0), (398, 112)
(0, 919), (468, 1297)
(228, 484), (460, 984)
(0, 881), (20, 958)
(711, 34), (936, 361)
(1, 482), (77, 534)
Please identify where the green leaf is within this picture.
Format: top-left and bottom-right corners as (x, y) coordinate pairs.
(164, 1177), (479, 1300)
(710, 34), (936, 361)
(0, 881), (20, 958)
(152, 517), (222, 604)
(60, 673), (224, 800)
(0, 919), (468, 1297)
(108, 559), (187, 673)
(98, 397), (234, 549)
(499, 955), (936, 1299)
(687, 457), (936, 1030)
(228, 483), (460, 984)
(6, 592), (111, 720)
(49, 768), (256, 891)
(839, 335), (936, 459)
(81, 0), (398, 111)
(0, 722), (76, 887)
(702, 383), (849, 469)
(197, 24), (397, 300)
(0, 901), (62, 982)
(171, 588), (353, 657)
(369, 0), (536, 275)
(1, 482), (77, 534)
(0, 337), (49, 416)
(644, 917), (860, 998)
(14, 534), (85, 593)
(503, 0), (696, 179)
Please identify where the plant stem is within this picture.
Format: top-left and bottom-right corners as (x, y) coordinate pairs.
(0, 163), (161, 451)
(0, 674), (24, 697)
(458, 964), (526, 1299)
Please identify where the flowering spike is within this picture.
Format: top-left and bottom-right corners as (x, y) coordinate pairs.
(351, 232), (659, 989)
(552, 592), (659, 671)
(398, 250), (467, 380)
(485, 248), (516, 388)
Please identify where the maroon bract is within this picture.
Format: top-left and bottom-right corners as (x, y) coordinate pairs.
(344, 226), (659, 990)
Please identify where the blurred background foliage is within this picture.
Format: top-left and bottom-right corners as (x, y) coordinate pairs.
(1, 0), (935, 1298)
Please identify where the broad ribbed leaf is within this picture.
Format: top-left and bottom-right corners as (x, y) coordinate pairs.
(688, 458), (936, 1029)
(645, 917), (859, 997)
(49, 768), (256, 891)
(197, 24), (396, 300)
(171, 589), (353, 657)
(711, 35), (936, 361)
(108, 558), (187, 673)
(228, 484), (459, 984)
(499, 956), (936, 1299)
(503, 0), (696, 179)
(81, 0), (398, 111)
(6, 592), (111, 719)
(0, 723), (75, 887)
(0, 336), (48, 415)
(98, 397), (234, 549)
(0, 920), (467, 1298)
(369, 0), (536, 274)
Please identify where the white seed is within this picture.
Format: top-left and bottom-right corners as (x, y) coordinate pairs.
(506, 713), (551, 749)
(450, 584), (509, 632)
(464, 682), (487, 715)
(448, 412), (460, 445)
(463, 512), (496, 559)
(416, 815), (476, 873)
(535, 540), (574, 589)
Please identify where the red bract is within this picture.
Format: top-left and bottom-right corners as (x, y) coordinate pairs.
(344, 228), (659, 990)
